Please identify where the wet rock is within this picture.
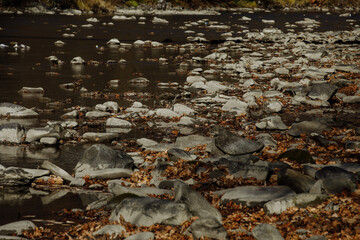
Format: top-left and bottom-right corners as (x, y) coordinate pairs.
(288, 121), (328, 137)
(230, 165), (270, 181)
(278, 148), (314, 164)
(40, 137), (57, 145)
(82, 132), (119, 142)
(315, 166), (355, 181)
(0, 220), (36, 235)
(106, 118), (132, 128)
(0, 103), (38, 118)
(256, 116), (287, 130)
(215, 186), (295, 207)
(70, 56), (85, 65)
(308, 84), (337, 101)
(109, 197), (191, 226)
(18, 87), (44, 94)
(0, 168), (33, 186)
(252, 223), (284, 240)
(106, 38), (120, 46)
(0, 123), (25, 143)
(310, 177), (356, 194)
(278, 168), (316, 193)
(152, 17), (168, 24)
(264, 193), (328, 214)
(25, 127), (59, 142)
(41, 160), (74, 182)
(174, 181), (222, 222)
(93, 225), (125, 236)
(215, 128), (264, 155)
(185, 218), (227, 240)
(74, 144), (134, 177)
(125, 232), (155, 240)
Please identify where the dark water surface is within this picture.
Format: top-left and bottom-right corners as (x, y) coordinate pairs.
(0, 10), (359, 227)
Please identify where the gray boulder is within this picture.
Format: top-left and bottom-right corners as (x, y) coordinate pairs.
(174, 135), (212, 149)
(74, 144), (134, 177)
(215, 186), (295, 207)
(264, 193), (328, 214)
(215, 129), (264, 155)
(0, 220), (36, 235)
(0, 123), (25, 144)
(308, 84), (337, 101)
(342, 96), (360, 103)
(174, 181), (222, 222)
(185, 218), (227, 240)
(252, 223), (284, 240)
(278, 168), (316, 193)
(288, 121), (327, 137)
(278, 148), (314, 164)
(109, 197), (191, 226)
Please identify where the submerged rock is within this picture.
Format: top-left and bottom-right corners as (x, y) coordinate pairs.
(74, 144), (134, 177)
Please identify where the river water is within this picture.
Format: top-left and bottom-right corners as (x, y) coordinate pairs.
(0, 9), (359, 226)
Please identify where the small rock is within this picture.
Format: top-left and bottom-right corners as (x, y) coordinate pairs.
(252, 223), (284, 240)
(278, 148), (314, 164)
(93, 225), (125, 236)
(278, 168), (316, 193)
(125, 232), (155, 240)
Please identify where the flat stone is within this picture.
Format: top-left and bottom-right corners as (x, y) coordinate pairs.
(215, 186), (295, 207)
(40, 137), (57, 145)
(168, 148), (196, 161)
(25, 127), (59, 142)
(76, 168), (133, 179)
(308, 84), (337, 101)
(310, 177), (356, 194)
(93, 225), (125, 236)
(215, 128), (264, 155)
(230, 165), (270, 181)
(0, 168), (33, 186)
(252, 223), (284, 240)
(0, 220), (36, 235)
(125, 232), (155, 240)
(0, 103), (38, 118)
(109, 197), (191, 226)
(41, 160), (75, 182)
(256, 116), (287, 130)
(85, 111), (110, 119)
(106, 118), (132, 128)
(172, 103), (196, 115)
(342, 96), (360, 103)
(264, 193), (328, 214)
(288, 121), (328, 137)
(315, 166), (355, 181)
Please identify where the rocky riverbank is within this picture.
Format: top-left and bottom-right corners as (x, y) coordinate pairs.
(0, 7), (360, 240)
